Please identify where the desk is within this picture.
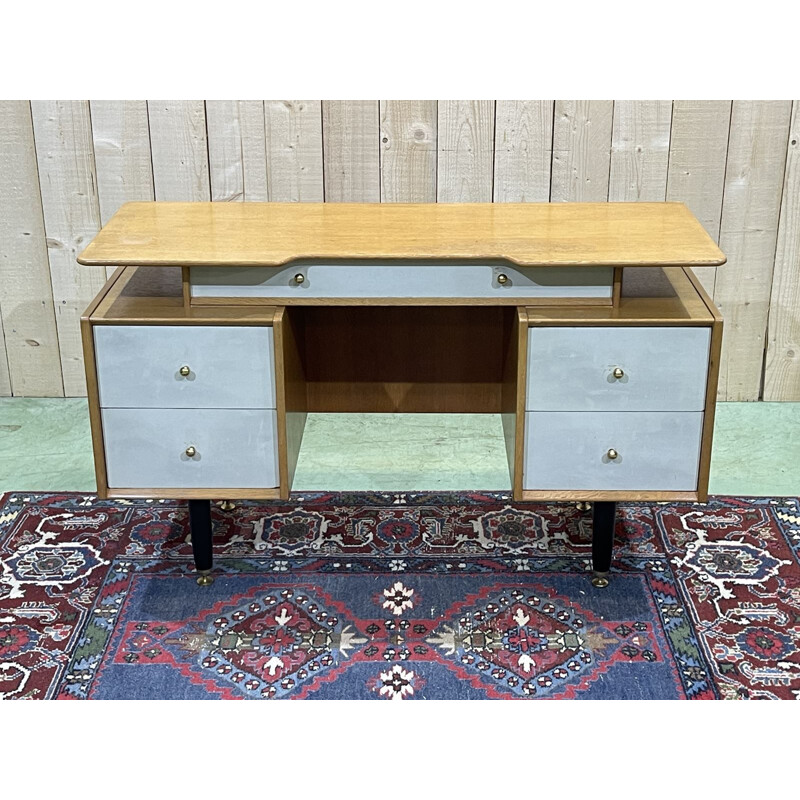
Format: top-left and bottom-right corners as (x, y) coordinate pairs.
(79, 202), (725, 587)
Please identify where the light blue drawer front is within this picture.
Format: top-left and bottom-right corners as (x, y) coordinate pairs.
(523, 411), (703, 491)
(94, 325), (276, 409)
(527, 326), (710, 411)
(190, 263), (614, 300)
(102, 408), (279, 489)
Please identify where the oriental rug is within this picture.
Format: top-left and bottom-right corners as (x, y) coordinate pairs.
(0, 491), (798, 700)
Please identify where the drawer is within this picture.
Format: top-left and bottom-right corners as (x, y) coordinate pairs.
(523, 411), (703, 491)
(94, 325), (276, 409)
(527, 326), (710, 411)
(102, 408), (279, 490)
(190, 263), (614, 301)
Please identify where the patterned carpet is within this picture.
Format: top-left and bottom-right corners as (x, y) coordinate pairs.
(0, 491), (798, 700)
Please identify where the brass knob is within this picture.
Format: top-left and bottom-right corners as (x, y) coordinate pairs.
(294, 273), (305, 284)
(179, 365), (191, 377)
(185, 446), (196, 458)
(497, 273), (509, 285)
(607, 449), (618, 460)
(613, 367), (624, 379)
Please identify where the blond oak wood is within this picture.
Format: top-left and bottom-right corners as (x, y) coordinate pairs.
(81, 267), (127, 499)
(106, 488), (282, 500)
(322, 101), (380, 202)
(682, 267), (723, 502)
(265, 101), (324, 202)
(438, 101), (494, 202)
(609, 100), (671, 202)
(764, 101), (800, 401)
(78, 202), (726, 268)
(526, 267), (713, 326)
(714, 101), (792, 401)
(551, 101), (614, 202)
(31, 100), (107, 396)
(274, 307), (308, 498)
(512, 307), (528, 500)
(206, 100), (269, 202)
(522, 490), (700, 502)
(380, 101), (437, 203)
(494, 101), (554, 203)
(666, 101), (732, 297)
(0, 101), (62, 396)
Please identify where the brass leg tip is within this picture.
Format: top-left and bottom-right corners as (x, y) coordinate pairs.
(218, 500), (236, 511)
(591, 573), (609, 589)
(576, 501), (592, 512)
(196, 571), (214, 587)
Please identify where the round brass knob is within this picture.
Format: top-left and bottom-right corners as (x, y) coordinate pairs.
(185, 446), (196, 458)
(497, 273), (509, 285)
(607, 449), (618, 460)
(179, 365), (191, 377)
(294, 273), (305, 284)
(613, 367), (624, 379)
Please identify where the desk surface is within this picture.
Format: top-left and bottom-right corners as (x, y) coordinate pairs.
(78, 202), (727, 268)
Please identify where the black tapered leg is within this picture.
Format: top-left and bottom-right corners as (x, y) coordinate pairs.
(188, 499), (214, 586)
(591, 501), (617, 588)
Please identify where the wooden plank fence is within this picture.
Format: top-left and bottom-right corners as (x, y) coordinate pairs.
(0, 100), (797, 400)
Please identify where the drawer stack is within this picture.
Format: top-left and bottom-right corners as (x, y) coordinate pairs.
(523, 326), (711, 492)
(94, 325), (279, 491)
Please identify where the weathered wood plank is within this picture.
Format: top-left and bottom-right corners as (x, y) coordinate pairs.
(609, 100), (672, 201)
(667, 101), (732, 296)
(551, 100), (614, 202)
(265, 100), (324, 202)
(147, 100), (210, 201)
(380, 100), (437, 202)
(322, 101), (379, 202)
(90, 100), (155, 278)
(206, 100), (268, 202)
(0, 101), (63, 396)
(714, 100), (792, 401)
(493, 100), (553, 202)
(764, 101), (800, 401)
(437, 100), (495, 202)
(31, 100), (106, 396)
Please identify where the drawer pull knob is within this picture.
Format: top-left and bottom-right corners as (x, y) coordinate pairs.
(294, 273), (305, 284)
(607, 448), (619, 460)
(612, 367), (624, 379)
(179, 365), (191, 377)
(497, 273), (509, 285)
(185, 446), (197, 458)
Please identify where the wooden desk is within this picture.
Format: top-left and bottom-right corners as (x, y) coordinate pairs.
(80, 202), (725, 587)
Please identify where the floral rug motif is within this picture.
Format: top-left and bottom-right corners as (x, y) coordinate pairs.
(0, 491), (798, 700)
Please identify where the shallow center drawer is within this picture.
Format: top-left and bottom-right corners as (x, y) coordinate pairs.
(527, 326), (710, 411)
(102, 408), (279, 490)
(523, 410), (703, 491)
(94, 325), (276, 409)
(190, 263), (614, 301)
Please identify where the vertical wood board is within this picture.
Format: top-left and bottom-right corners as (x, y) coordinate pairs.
(667, 100), (732, 296)
(31, 100), (106, 396)
(714, 100), (792, 401)
(0, 101), (63, 396)
(322, 101), (380, 202)
(551, 100), (614, 202)
(437, 100), (495, 202)
(206, 100), (268, 202)
(493, 100), (554, 202)
(764, 101), (800, 401)
(265, 100), (324, 202)
(147, 101), (211, 201)
(380, 100), (437, 202)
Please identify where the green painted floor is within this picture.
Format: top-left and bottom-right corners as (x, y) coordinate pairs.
(0, 398), (798, 496)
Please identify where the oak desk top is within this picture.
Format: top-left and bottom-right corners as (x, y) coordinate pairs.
(78, 202), (727, 269)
